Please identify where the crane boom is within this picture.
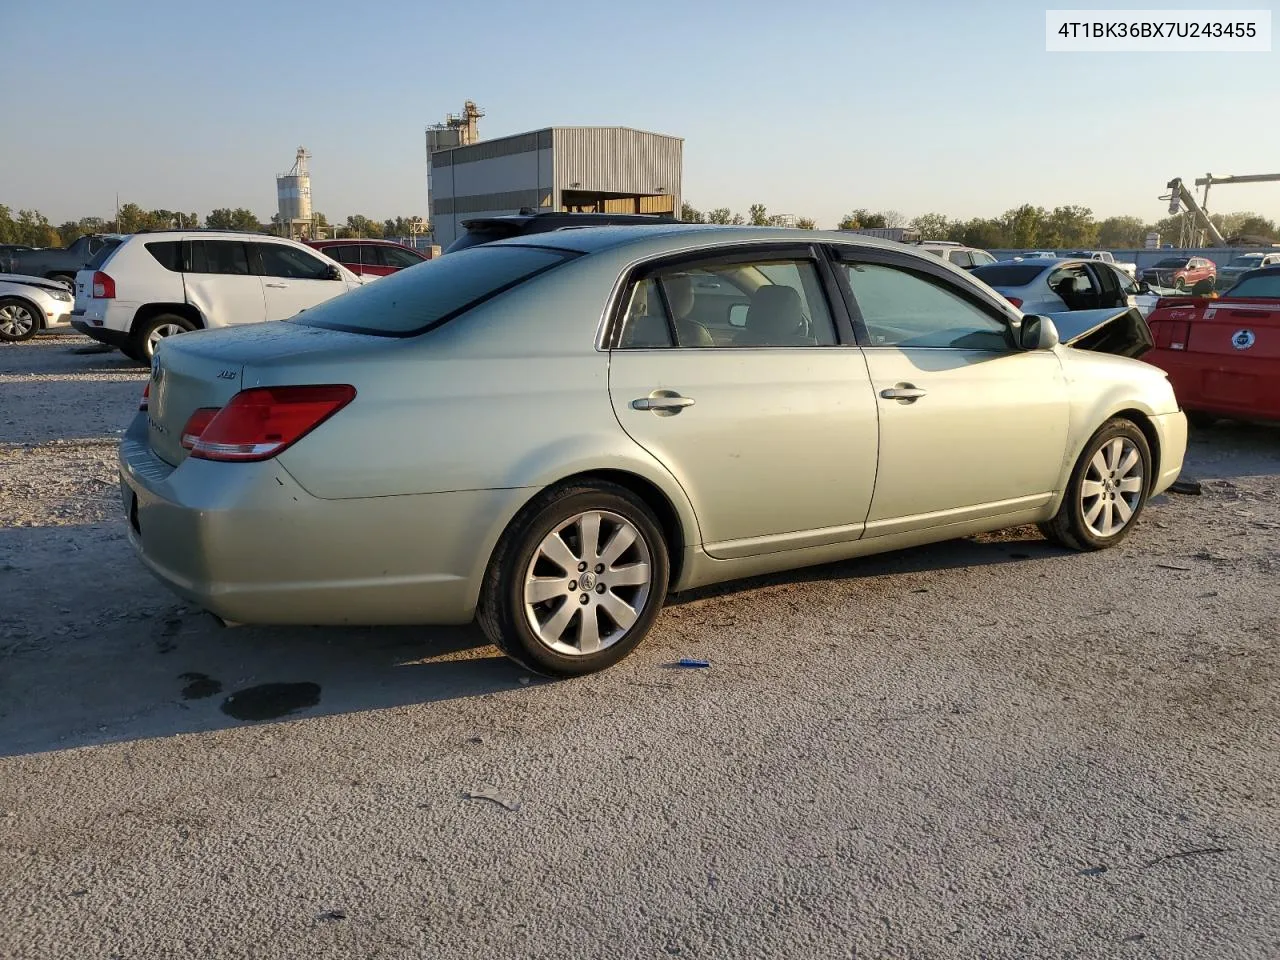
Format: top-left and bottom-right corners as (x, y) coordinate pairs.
(1165, 178), (1227, 247)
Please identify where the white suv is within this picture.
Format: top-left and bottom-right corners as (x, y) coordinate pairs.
(70, 230), (364, 362)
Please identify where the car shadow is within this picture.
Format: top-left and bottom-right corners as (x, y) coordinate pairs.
(1182, 420), (1280, 481)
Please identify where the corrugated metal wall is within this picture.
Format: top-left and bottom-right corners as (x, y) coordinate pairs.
(551, 128), (682, 213)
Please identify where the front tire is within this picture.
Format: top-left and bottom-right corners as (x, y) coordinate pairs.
(132, 313), (195, 362)
(1039, 418), (1152, 551)
(0, 297), (40, 342)
(478, 481), (670, 677)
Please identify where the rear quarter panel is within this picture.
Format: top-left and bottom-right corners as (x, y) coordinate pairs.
(269, 255), (701, 543)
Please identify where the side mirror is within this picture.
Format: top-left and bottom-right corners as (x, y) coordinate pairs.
(324, 264), (342, 281)
(729, 303), (749, 327)
(1136, 280), (1151, 294)
(1020, 315), (1060, 351)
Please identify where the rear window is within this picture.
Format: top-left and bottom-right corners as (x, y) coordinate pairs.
(294, 244), (577, 337)
(1225, 274), (1280, 299)
(85, 239), (123, 270)
(145, 241), (183, 272)
(970, 263), (1048, 286)
(1153, 257), (1189, 268)
(445, 225), (525, 254)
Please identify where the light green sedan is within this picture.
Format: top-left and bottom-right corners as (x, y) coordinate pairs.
(121, 226), (1187, 676)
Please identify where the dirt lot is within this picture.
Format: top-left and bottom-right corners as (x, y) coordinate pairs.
(2, 333), (1278, 959)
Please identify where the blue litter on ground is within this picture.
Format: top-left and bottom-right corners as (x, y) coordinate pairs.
(676, 658), (710, 668)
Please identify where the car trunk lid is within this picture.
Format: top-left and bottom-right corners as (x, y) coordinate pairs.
(146, 321), (377, 466)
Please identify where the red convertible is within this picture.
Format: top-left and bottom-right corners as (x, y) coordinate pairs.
(1144, 265), (1280, 425)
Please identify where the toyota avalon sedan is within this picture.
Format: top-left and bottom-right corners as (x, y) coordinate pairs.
(122, 226), (1187, 676)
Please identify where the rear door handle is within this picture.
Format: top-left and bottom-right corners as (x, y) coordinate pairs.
(880, 384), (927, 402)
(632, 393), (695, 413)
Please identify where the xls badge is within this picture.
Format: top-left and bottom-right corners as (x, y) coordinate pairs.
(1231, 329), (1256, 351)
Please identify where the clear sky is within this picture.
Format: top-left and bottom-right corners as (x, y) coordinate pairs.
(7, 0), (1279, 228)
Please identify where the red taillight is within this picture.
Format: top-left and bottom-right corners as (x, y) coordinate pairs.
(180, 407), (219, 449)
(187, 385), (356, 462)
(139, 383), (150, 411)
(92, 272), (116, 299)
(1005, 297), (1023, 309)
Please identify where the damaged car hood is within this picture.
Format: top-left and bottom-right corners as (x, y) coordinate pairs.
(1042, 306), (1154, 360)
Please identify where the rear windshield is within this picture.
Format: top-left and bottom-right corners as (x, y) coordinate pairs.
(1225, 274), (1280, 299)
(970, 263), (1048, 286)
(1153, 257), (1189, 268)
(86, 239), (123, 270)
(445, 225), (524, 253)
(1228, 255), (1263, 266)
(293, 244), (577, 337)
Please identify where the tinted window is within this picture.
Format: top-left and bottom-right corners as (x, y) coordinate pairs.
(1154, 257), (1190, 268)
(617, 258), (836, 349)
(85, 239), (123, 270)
(293, 245), (576, 336)
(970, 251), (996, 267)
(189, 240), (250, 275)
(948, 250), (973, 267)
(970, 263), (1048, 286)
(255, 243), (331, 280)
(1228, 256), (1263, 266)
(841, 262), (1009, 350)
(383, 246), (426, 269)
(145, 241), (183, 272)
(1226, 274), (1280, 298)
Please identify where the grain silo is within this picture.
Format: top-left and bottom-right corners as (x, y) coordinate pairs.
(276, 147), (313, 239)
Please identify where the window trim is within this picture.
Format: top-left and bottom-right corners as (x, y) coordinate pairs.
(825, 244), (1021, 352)
(603, 242), (855, 351)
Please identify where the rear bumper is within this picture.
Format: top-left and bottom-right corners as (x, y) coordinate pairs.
(117, 413), (529, 626)
(1147, 349), (1280, 422)
(71, 318), (131, 348)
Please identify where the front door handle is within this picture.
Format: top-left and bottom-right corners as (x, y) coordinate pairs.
(264, 282), (288, 288)
(632, 392), (695, 415)
(880, 384), (927, 403)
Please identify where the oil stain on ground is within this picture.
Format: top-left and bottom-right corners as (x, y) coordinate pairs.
(220, 682), (322, 722)
(179, 673), (223, 700)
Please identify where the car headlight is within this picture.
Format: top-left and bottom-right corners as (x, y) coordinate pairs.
(50, 289), (73, 302)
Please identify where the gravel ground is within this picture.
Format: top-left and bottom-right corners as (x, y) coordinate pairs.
(1, 334), (1278, 959)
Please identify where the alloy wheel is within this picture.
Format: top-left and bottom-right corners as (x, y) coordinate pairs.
(0, 303), (36, 338)
(1080, 437), (1144, 538)
(521, 510), (653, 656)
(146, 322), (187, 357)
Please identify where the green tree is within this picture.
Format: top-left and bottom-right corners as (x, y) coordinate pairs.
(680, 202), (706, 223)
(1000, 205), (1047, 248)
(881, 210), (907, 228)
(951, 218), (1007, 249)
(707, 208), (733, 224)
(837, 213), (860, 230)
(1041, 205), (1097, 248)
(730, 213), (745, 225)
(57, 221), (85, 245)
(795, 217), (817, 230)
(206, 207), (262, 231)
(747, 204), (769, 226)
(1096, 215), (1148, 248)
(1231, 213), (1277, 239)
(841, 209), (887, 230)
(344, 215), (383, 238)
(910, 212), (950, 239)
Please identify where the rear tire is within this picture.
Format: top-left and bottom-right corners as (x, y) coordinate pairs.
(132, 313), (195, 362)
(478, 481), (670, 677)
(1039, 418), (1152, 552)
(49, 274), (76, 292)
(0, 297), (40, 342)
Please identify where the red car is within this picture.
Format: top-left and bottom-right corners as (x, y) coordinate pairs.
(306, 239), (428, 277)
(1144, 266), (1280, 425)
(1138, 255), (1217, 292)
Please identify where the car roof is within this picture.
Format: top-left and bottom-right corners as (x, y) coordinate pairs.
(482, 224), (921, 257)
(461, 212), (679, 230)
(1238, 265), (1280, 278)
(308, 238), (407, 245)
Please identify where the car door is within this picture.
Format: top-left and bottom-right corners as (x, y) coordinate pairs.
(251, 242), (351, 320)
(181, 239), (266, 328)
(606, 244), (880, 560)
(829, 247), (1069, 535)
(1089, 261), (1128, 309)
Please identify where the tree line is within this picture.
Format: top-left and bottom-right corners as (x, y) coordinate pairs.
(681, 202), (1278, 248)
(0, 204), (427, 249)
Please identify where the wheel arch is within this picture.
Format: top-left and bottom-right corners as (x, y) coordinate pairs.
(1110, 407), (1161, 487)
(129, 302), (206, 335)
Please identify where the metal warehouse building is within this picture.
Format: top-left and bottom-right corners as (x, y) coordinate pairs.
(426, 117), (683, 249)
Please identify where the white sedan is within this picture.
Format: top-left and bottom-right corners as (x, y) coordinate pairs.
(0, 274), (74, 342)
